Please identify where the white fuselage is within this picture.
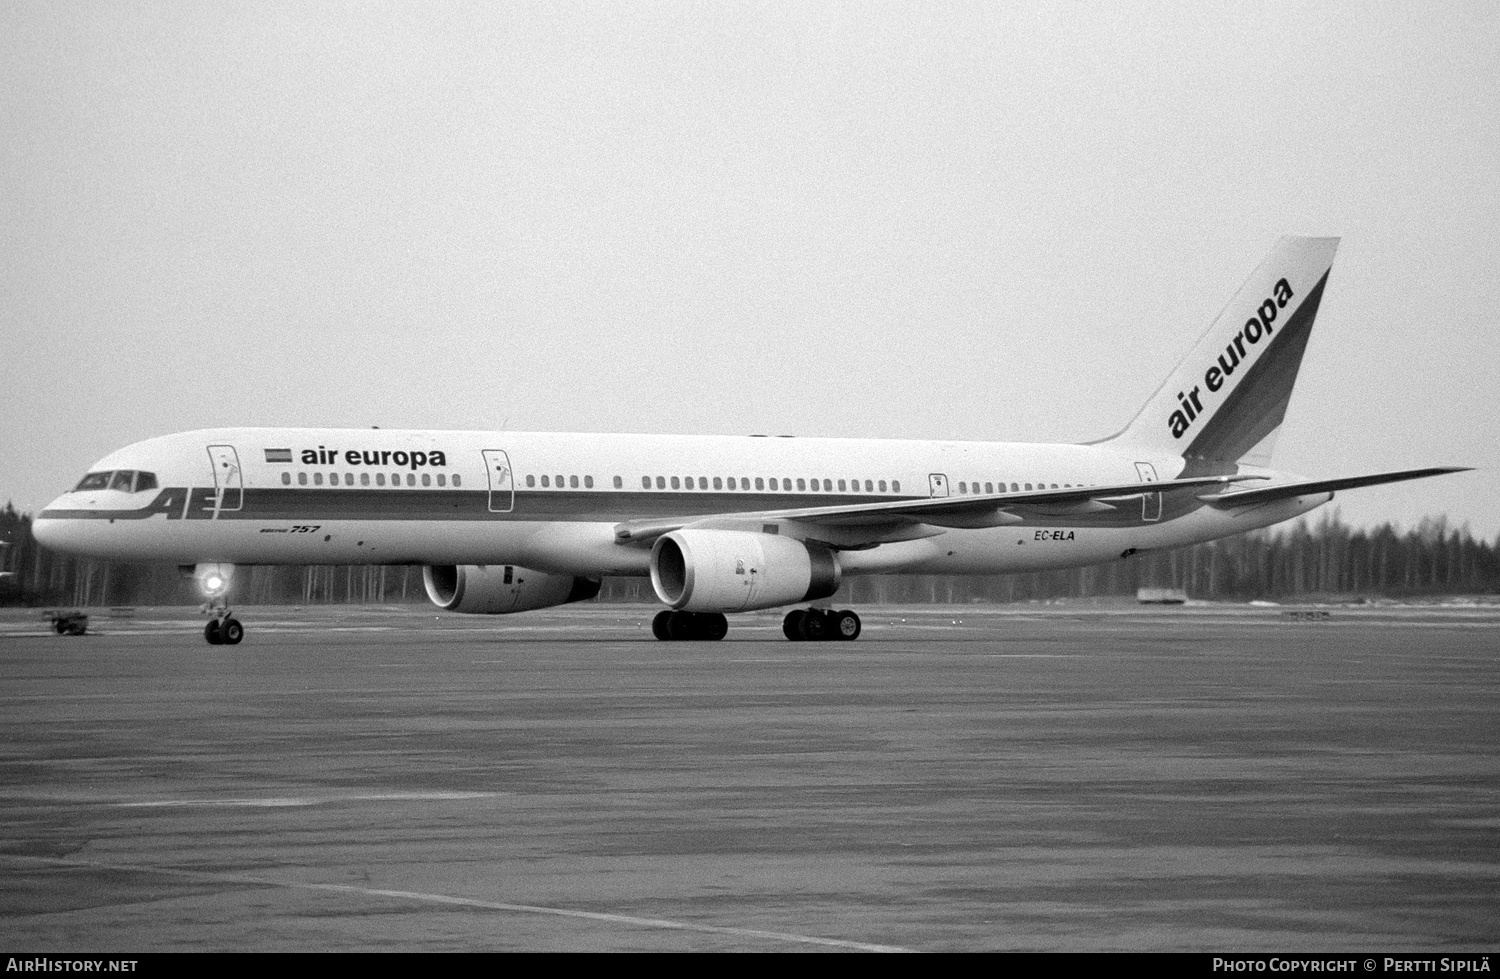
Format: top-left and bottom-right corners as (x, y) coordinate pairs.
(34, 427), (1328, 579)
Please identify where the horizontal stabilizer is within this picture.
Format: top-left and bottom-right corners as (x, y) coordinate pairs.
(1198, 467), (1471, 509)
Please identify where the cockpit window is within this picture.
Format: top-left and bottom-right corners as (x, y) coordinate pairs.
(75, 470), (158, 493)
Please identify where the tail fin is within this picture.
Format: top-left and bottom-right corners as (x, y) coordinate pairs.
(1105, 236), (1339, 469)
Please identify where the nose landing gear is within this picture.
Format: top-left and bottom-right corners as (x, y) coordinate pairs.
(201, 596), (244, 646)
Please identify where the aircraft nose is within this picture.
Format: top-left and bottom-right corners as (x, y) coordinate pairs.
(32, 498), (75, 552)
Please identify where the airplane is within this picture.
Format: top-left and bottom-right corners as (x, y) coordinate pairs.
(32, 237), (1466, 645)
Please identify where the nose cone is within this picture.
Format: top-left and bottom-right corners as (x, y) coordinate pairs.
(33, 497), (79, 554)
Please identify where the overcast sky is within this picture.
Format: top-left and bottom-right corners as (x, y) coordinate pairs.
(3, 1), (1495, 538)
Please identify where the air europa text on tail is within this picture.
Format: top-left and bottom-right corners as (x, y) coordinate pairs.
(1169, 278), (1295, 439)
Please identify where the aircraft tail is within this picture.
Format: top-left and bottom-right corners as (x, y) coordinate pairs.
(1104, 236), (1340, 470)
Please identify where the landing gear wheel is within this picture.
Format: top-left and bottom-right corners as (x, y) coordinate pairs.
(782, 609), (806, 641)
(798, 609), (830, 641)
(832, 610), (861, 641)
(661, 610), (729, 641)
(220, 618), (244, 645)
(204, 620), (224, 645)
(652, 610), (673, 641)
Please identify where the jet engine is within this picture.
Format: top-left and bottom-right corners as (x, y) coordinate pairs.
(650, 529), (841, 613)
(423, 564), (601, 614)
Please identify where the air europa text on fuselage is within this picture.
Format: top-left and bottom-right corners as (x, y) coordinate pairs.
(1168, 278), (1295, 440)
(296, 447), (449, 471)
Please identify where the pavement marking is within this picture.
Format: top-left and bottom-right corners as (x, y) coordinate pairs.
(2, 854), (912, 952)
(111, 791), (502, 809)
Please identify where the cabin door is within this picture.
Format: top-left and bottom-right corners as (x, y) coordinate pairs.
(928, 473), (949, 498)
(1135, 462), (1162, 522)
(207, 445), (243, 515)
(483, 450), (514, 513)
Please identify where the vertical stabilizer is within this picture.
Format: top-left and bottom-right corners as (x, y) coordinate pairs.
(1105, 236), (1339, 469)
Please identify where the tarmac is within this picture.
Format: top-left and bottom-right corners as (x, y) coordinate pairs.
(1, 601), (1497, 951)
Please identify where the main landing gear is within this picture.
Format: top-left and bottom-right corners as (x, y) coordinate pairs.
(652, 610), (729, 641)
(649, 608), (864, 642)
(783, 608), (861, 642)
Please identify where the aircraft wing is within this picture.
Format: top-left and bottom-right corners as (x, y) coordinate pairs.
(614, 473), (1262, 546)
(1197, 467), (1470, 509)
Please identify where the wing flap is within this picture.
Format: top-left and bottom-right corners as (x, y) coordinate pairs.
(615, 473), (1260, 545)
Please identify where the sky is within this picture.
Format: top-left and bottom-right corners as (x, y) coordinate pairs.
(3, 1), (1496, 538)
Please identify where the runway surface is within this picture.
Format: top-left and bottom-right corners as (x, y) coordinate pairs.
(1, 602), (1497, 952)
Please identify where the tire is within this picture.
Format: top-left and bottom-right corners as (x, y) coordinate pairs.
(704, 613), (729, 641)
(652, 610), (673, 641)
(833, 610), (861, 641)
(782, 609), (805, 641)
(204, 620), (223, 645)
(221, 618), (244, 645)
(799, 609), (829, 641)
(666, 611), (695, 641)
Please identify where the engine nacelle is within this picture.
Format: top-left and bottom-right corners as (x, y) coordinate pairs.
(650, 530), (841, 613)
(423, 564), (601, 614)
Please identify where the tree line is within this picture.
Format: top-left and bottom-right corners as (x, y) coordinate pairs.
(2, 502), (1496, 608)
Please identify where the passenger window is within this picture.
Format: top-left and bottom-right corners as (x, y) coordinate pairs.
(346, 473), (355, 486)
(769, 478), (778, 491)
(528, 475), (537, 487)
(299, 472), (308, 486)
(877, 480), (886, 492)
(726, 477), (736, 490)
(699, 477), (708, 490)
(1025, 483), (1032, 491)
(613, 476), (623, 489)
(985, 482), (993, 494)
(656, 476), (665, 489)
(671, 476), (680, 489)
(958, 482), (967, 494)
(892, 480), (901, 492)
(642, 476), (651, 489)
(541, 475), (550, 487)
(584, 476), (593, 488)
(713, 477), (722, 490)
(314, 473), (324, 486)
(376, 473), (385, 487)
(422, 474), (431, 487)
(838, 479), (846, 492)
(555, 475), (563, 488)
(756, 478), (765, 490)
(570, 475), (578, 488)
(361, 473), (371, 486)
(282, 472), (291, 486)
(796, 478), (806, 491)
(453, 475), (461, 487)
(436, 474), (445, 487)
(406, 474), (415, 486)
